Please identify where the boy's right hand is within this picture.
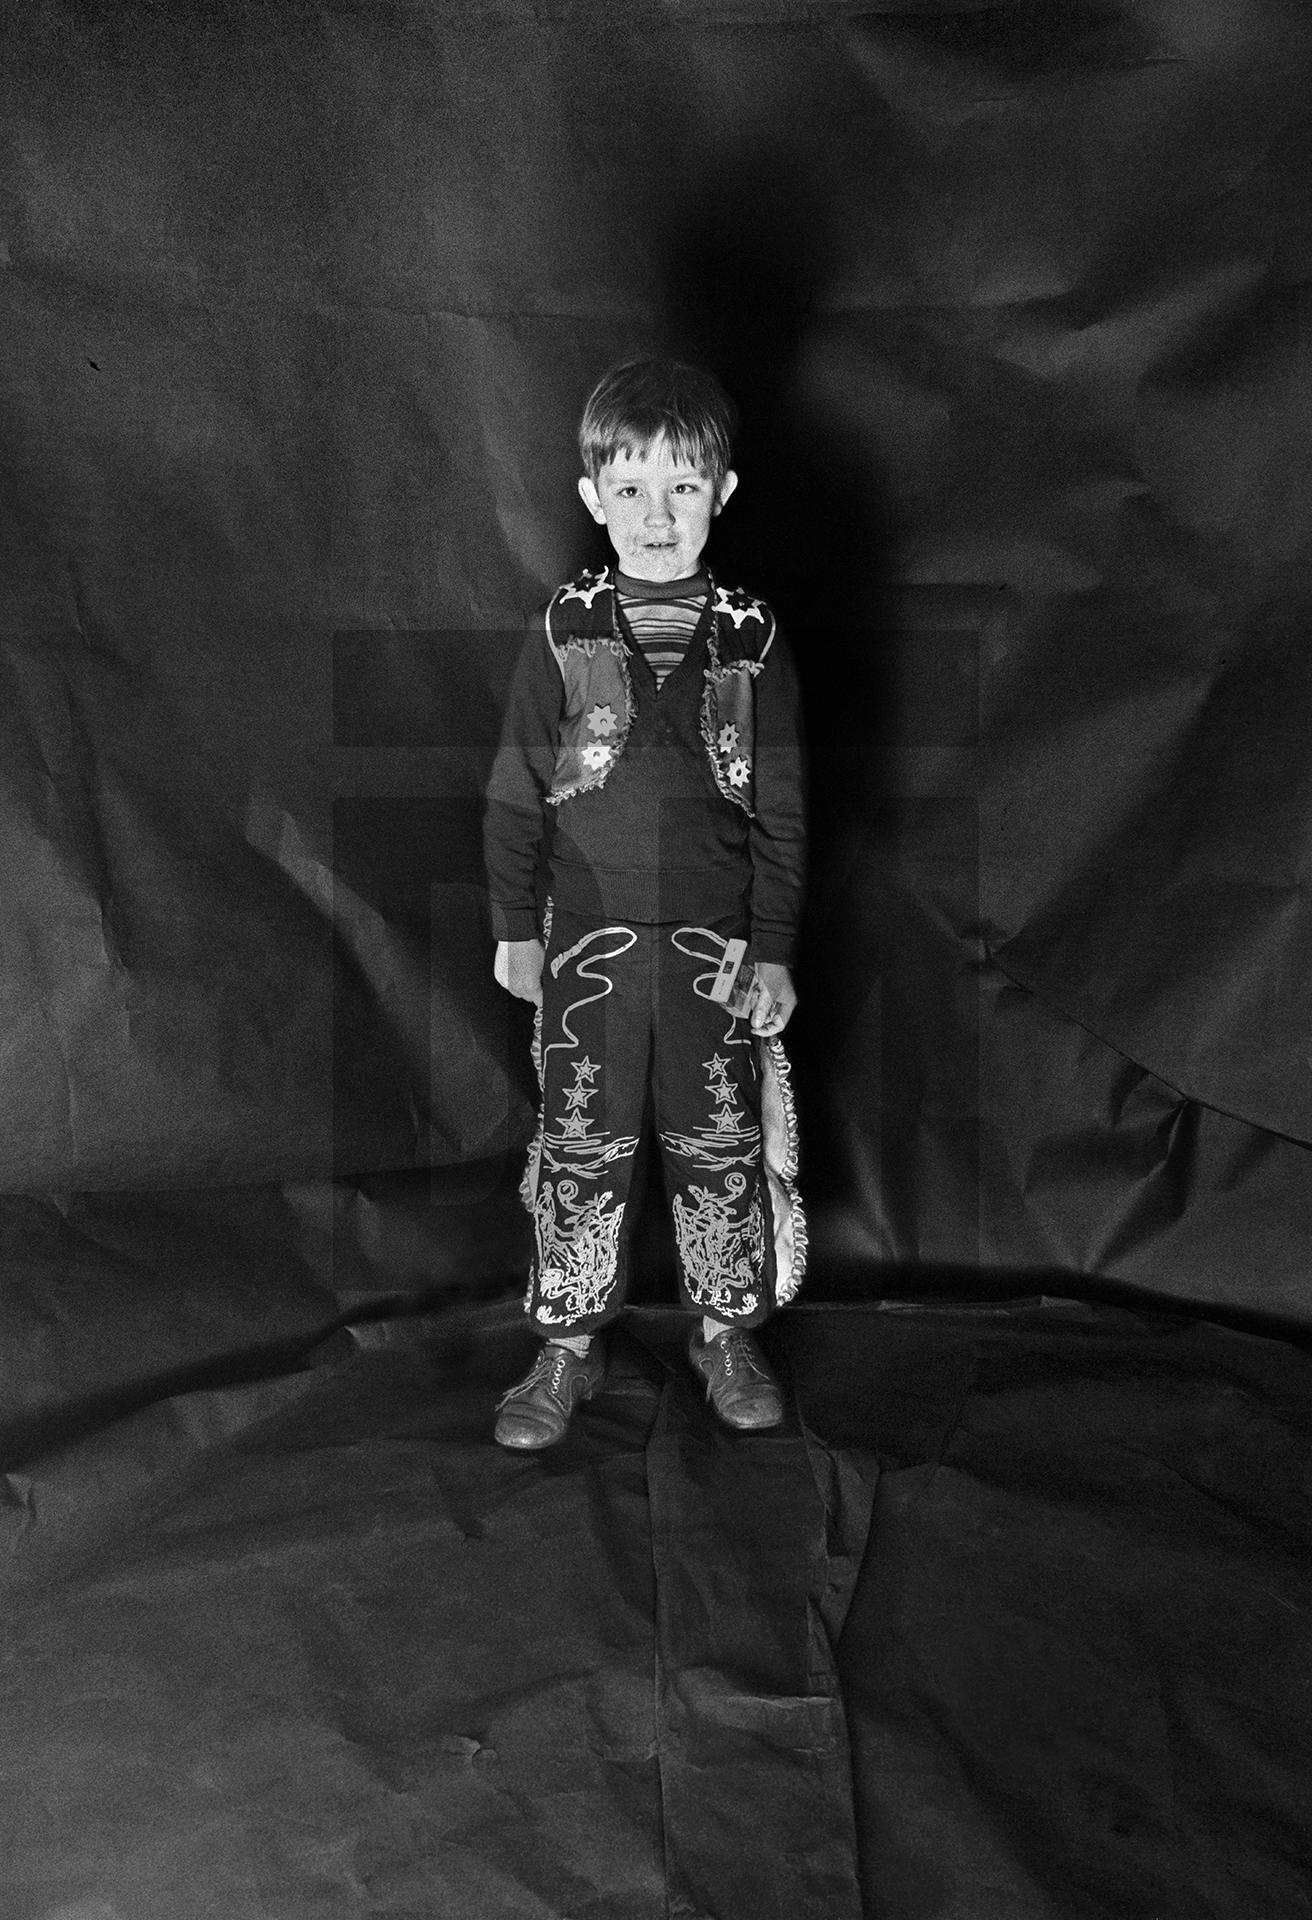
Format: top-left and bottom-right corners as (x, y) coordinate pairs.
(496, 938), (545, 1006)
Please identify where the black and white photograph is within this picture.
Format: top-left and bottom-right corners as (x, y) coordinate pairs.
(2, 2), (1310, 1915)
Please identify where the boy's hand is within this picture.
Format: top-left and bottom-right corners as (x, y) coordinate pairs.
(751, 962), (797, 1036)
(496, 938), (545, 1006)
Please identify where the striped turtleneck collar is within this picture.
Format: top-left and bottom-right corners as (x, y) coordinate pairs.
(615, 568), (709, 602)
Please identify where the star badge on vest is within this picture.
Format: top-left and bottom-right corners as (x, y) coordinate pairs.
(559, 567), (612, 609)
(711, 583), (766, 630)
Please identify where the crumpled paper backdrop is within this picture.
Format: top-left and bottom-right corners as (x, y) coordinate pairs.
(2, 0), (1309, 1317)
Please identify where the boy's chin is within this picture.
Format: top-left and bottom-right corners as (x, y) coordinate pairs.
(617, 542), (705, 582)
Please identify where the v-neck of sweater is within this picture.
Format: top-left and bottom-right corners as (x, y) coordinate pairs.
(615, 569), (710, 694)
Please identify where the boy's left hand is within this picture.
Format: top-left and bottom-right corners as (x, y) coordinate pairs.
(751, 962), (797, 1036)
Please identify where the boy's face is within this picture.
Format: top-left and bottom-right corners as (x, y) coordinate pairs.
(578, 434), (738, 582)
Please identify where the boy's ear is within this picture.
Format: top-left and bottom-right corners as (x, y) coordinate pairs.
(578, 474), (606, 523)
(713, 469), (739, 515)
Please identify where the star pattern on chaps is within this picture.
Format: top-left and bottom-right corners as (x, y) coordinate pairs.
(717, 721), (739, 755)
(558, 1057), (600, 1138)
(560, 569), (612, 609)
(580, 741), (612, 771)
(703, 1052), (749, 1137)
(727, 756), (750, 788)
(587, 703), (618, 737)
(711, 584), (765, 630)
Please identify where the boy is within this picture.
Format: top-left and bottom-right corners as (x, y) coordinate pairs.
(484, 355), (806, 1449)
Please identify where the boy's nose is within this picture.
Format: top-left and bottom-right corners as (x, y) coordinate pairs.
(645, 497), (675, 526)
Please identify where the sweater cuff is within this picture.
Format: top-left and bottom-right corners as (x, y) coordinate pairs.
(490, 902), (541, 943)
(751, 926), (797, 967)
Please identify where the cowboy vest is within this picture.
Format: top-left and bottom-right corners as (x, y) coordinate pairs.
(542, 565), (775, 817)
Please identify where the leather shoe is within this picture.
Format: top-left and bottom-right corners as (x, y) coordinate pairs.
(494, 1340), (606, 1449)
(688, 1327), (784, 1431)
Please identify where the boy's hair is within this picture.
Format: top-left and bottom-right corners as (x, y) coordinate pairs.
(579, 355), (737, 488)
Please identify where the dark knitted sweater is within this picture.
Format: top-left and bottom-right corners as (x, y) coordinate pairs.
(483, 582), (805, 964)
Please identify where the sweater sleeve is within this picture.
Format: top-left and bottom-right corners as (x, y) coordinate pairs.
(749, 619), (807, 966)
(483, 610), (562, 942)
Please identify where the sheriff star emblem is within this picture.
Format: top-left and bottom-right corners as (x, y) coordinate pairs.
(560, 570), (612, 609)
(711, 585), (765, 630)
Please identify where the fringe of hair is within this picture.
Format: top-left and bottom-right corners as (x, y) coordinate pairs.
(579, 354), (736, 483)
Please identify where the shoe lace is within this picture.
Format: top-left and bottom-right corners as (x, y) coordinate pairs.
(533, 1347), (570, 1392)
(717, 1331), (763, 1380)
(499, 1344), (571, 1409)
